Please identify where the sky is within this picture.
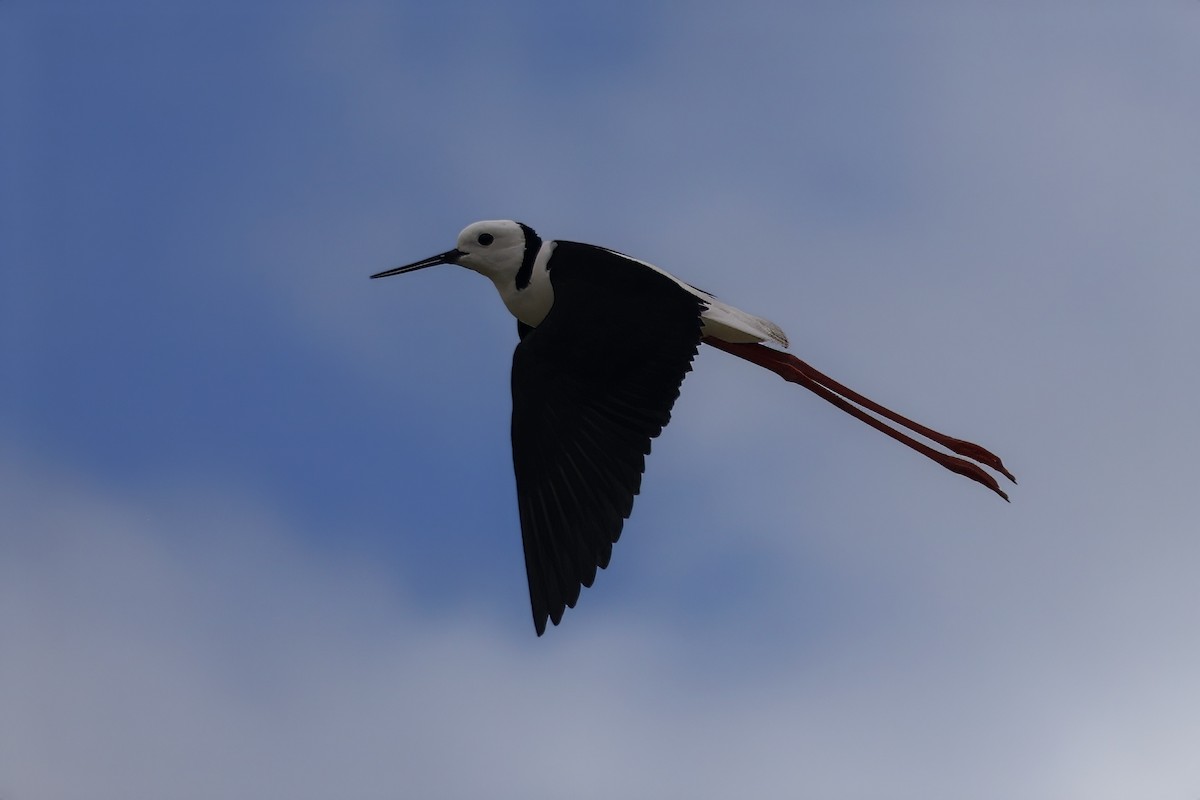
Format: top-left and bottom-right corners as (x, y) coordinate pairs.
(3, 2), (1200, 798)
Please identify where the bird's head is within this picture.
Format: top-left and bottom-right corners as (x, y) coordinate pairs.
(371, 220), (540, 284)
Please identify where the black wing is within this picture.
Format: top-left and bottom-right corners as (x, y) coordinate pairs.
(510, 241), (704, 635)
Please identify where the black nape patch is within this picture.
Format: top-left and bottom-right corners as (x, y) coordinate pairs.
(514, 222), (541, 290)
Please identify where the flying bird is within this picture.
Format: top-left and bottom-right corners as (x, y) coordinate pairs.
(372, 220), (1015, 635)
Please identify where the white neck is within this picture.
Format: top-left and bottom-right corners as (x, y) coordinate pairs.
(489, 241), (556, 328)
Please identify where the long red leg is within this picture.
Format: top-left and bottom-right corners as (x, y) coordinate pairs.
(702, 338), (1013, 501)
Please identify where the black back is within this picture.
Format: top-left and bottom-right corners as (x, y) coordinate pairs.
(510, 241), (704, 635)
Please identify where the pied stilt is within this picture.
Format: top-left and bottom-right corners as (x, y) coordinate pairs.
(372, 220), (1014, 635)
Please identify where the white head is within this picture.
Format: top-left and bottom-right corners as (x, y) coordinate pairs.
(454, 220), (532, 279)
(371, 219), (541, 287)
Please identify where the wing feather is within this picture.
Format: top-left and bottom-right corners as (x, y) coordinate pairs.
(511, 242), (703, 635)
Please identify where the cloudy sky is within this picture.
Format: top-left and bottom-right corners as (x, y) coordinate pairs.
(4, 2), (1200, 798)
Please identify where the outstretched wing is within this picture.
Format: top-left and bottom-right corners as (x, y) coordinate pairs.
(511, 241), (704, 635)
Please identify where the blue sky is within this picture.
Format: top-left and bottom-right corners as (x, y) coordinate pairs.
(4, 2), (1200, 797)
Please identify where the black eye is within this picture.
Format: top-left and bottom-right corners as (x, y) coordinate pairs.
(477, 233), (494, 246)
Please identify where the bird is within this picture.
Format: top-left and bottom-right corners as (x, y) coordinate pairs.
(371, 220), (1015, 635)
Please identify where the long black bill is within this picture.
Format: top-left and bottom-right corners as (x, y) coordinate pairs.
(370, 248), (464, 279)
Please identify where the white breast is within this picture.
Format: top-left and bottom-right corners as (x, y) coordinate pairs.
(491, 241), (556, 328)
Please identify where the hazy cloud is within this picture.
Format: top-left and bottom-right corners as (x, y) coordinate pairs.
(5, 2), (1200, 798)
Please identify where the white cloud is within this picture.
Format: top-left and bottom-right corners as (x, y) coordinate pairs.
(4, 450), (1200, 800)
(7, 3), (1200, 798)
